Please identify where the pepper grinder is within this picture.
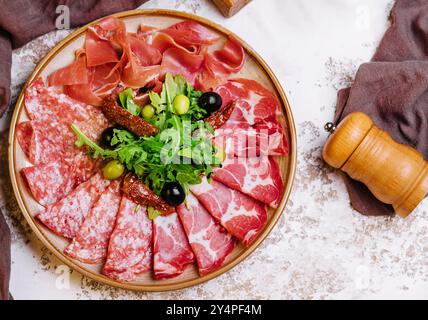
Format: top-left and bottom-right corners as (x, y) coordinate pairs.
(322, 112), (428, 217)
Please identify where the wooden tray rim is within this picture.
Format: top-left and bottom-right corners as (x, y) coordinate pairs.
(8, 9), (297, 292)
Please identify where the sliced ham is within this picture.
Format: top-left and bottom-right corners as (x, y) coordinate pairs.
(190, 178), (268, 246)
(213, 155), (283, 208)
(177, 193), (236, 276)
(64, 180), (122, 263)
(36, 173), (110, 238)
(103, 197), (152, 282)
(153, 212), (194, 279)
(151, 32), (198, 54)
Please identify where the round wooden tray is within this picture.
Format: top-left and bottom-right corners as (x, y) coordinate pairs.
(8, 9), (297, 291)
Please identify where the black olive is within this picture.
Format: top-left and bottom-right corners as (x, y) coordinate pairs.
(100, 127), (118, 149)
(198, 92), (222, 114)
(161, 182), (185, 206)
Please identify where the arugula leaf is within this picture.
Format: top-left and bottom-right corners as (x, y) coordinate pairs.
(71, 124), (117, 159)
(119, 88), (141, 116)
(147, 206), (161, 220)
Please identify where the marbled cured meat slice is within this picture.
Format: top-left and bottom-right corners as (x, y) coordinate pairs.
(24, 78), (90, 123)
(103, 197), (152, 282)
(190, 178), (268, 246)
(177, 193), (236, 276)
(16, 120), (75, 165)
(162, 21), (220, 48)
(64, 180), (122, 263)
(153, 212), (194, 279)
(161, 47), (204, 84)
(215, 78), (288, 156)
(21, 161), (76, 207)
(85, 27), (119, 67)
(36, 173), (110, 239)
(213, 155), (283, 208)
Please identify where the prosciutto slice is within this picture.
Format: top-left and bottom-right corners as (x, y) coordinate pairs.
(196, 36), (245, 90)
(176, 193), (236, 276)
(190, 178), (268, 246)
(64, 180), (122, 263)
(153, 212), (194, 280)
(162, 21), (220, 48)
(48, 51), (88, 86)
(85, 27), (119, 67)
(36, 173), (110, 239)
(161, 47), (204, 84)
(213, 155), (283, 208)
(103, 197), (152, 282)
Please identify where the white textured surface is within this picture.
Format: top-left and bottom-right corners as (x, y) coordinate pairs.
(2, 0), (428, 299)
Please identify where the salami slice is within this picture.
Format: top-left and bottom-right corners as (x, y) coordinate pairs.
(190, 178), (268, 246)
(16, 120), (75, 165)
(177, 193), (236, 276)
(103, 196), (152, 282)
(64, 180), (122, 263)
(36, 173), (110, 238)
(153, 212), (194, 279)
(21, 160), (75, 207)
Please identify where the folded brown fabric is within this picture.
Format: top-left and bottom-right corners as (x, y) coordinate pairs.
(0, 212), (11, 300)
(0, 0), (148, 300)
(334, 0), (428, 216)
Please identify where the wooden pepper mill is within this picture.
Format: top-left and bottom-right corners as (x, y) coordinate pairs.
(323, 112), (428, 217)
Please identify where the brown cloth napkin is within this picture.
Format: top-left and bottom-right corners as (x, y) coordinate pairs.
(334, 0), (428, 216)
(0, 0), (148, 300)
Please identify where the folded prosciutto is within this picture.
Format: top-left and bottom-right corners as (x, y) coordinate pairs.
(36, 173), (110, 239)
(64, 180), (122, 264)
(103, 196), (152, 282)
(190, 178), (268, 246)
(213, 156), (284, 208)
(153, 212), (194, 279)
(177, 193), (236, 276)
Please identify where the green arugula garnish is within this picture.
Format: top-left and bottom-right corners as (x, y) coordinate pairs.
(119, 88), (141, 116)
(72, 74), (221, 199)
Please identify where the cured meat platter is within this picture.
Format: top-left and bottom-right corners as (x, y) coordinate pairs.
(8, 10), (296, 291)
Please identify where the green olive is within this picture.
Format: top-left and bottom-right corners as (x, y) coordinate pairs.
(173, 94), (190, 115)
(103, 160), (125, 180)
(142, 104), (155, 120)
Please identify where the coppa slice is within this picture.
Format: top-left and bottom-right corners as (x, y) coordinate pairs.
(177, 193), (236, 276)
(64, 180), (122, 264)
(36, 173), (110, 239)
(213, 155), (283, 208)
(103, 196), (152, 282)
(190, 178), (268, 246)
(153, 212), (194, 280)
(215, 78), (288, 156)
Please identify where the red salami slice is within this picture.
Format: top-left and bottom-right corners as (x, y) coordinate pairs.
(21, 160), (75, 207)
(16, 120), (75, 165)
(103, 196), (152, 282)
(64, 180), (122, 263)
(36, 173), (110, 238)
(153, 212), (194, 279)
(24, 78), (91, 124)
(190, 178), (268, 246)
(177, 193), (236, 276)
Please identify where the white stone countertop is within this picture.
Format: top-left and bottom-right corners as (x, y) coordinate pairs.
(1, 0), (427, 299)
